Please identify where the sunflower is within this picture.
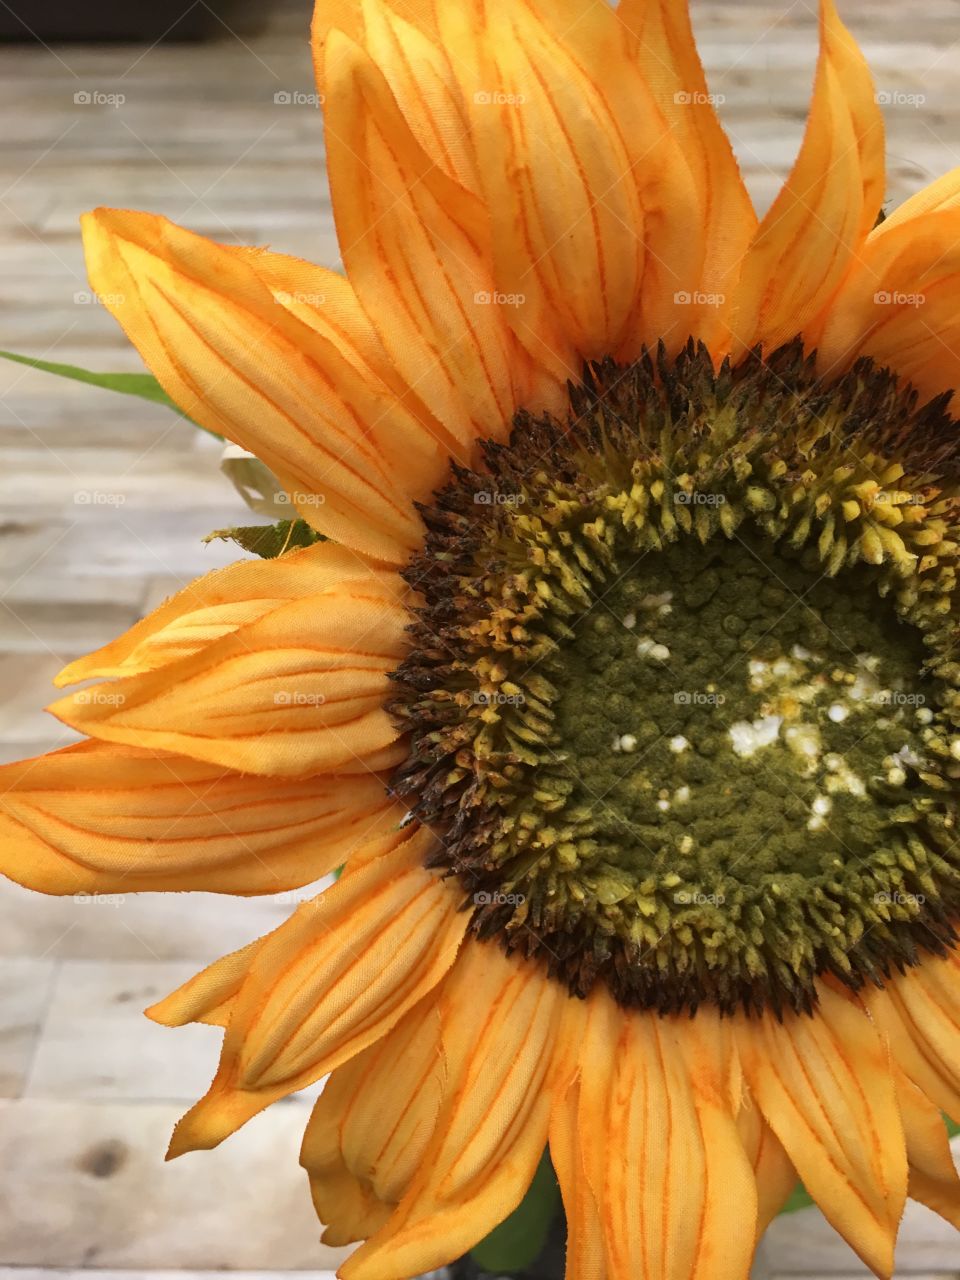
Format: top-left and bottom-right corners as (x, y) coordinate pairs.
(3, 0), (960, 1276)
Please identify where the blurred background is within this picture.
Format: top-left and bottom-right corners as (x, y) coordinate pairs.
(0, 1), (957, 1278)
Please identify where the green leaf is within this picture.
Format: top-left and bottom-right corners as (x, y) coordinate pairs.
(0, 349), (216, 433)
(469, 1152), (560, 1273)
(779, 1182), (815, 1215)
(203, 519), (322, 560)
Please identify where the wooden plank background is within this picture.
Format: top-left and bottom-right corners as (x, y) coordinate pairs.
(0, 1), (957, 1276)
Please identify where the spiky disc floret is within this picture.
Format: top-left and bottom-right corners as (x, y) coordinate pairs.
(388, 340), (960, 1016)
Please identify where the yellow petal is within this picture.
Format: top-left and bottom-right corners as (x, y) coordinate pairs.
(323, 27), (521, 446)
(894, 1067), (960, 1230)
(55, 540), (391, 686)
(82, 209), (436, 563)
(48, 577), (409, 778)
(0, 737), (401, 896)
(617, 0), (757, 348)
(737, 984), (906, 1277)
(731, 0), (884, 357)
(342, 945), (562, 1279)
(815, 207), (960, 404)
(301, 996), (445, 1244)
(166, 829), (465, 1155)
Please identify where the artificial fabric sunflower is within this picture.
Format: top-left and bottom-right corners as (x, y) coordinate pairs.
(3, 0), (960, 1276)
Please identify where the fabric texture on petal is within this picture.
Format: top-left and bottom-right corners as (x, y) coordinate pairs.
(82, 209), (438, 563)
(341, 943), (562, 1280)
(165, 829), (466, 1156)
(731, 0), (884, 357)
(48, 576), (409, 778)
(0, 737), (401, 896)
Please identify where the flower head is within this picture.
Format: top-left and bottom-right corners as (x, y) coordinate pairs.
(3, 1), (960, 1277)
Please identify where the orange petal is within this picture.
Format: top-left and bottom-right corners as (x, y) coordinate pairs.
(886, 951), (960, 1123)
(737, 984), (906, 1277)
(232, 241), (458, 475)
(323, 27), (521, 447)
(442, 0), (706, 368)
(880, 167), (960, 226)
(599, 1008), (757, 1279)
(617, 0), (757, 348)
(731, 0), (884, 357)
(166, 829), (466, 1155)
(341, 945), (562, 1280)
(894, 1066), (960, 1230)
(47, 576), (409, 778)
(55, 540), (391, 686)
(549, 1080), (607, 1280)
(82, 209), (437, 563)
(301, 996), (445, 1244)
(0, 737), (401, 896)
(565, 988), (757, 1279)
(314, 0), (477, 194)
(148, 938), (263, 1029)
(737, 1100), (797, 1236)
(815, 207), (960, 403)
(866, 982), (960, 1123)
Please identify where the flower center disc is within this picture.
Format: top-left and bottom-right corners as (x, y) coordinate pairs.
(389, 341), (960, 1015)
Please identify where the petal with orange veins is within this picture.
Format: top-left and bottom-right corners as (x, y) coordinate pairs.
(737, 984), (906, 1278)
(814, 207), (960, 403)
(737, 1100), (797, 1236)
(886, 951), (960, 1123)
(314, 0), (478, 194)
(48, 577), (409, 778)
(731, 0), (885, 358)
(341, 944), (563, 1280)
(561, 987), (755, 1280)
(232, 242), (457, 470)
(301, 996), (445, 1245)
(0, 736), (401, 897)
(894, 1067), (960, 1230)
(599, 1010), (756, 1279)
(166, 829), (465, 1156)
(148, 938), (264, 1030)
(56, 541), (389, 687)
(323, 28), (521, 448)
(549, 1080), (606, 1280)
(456, 0), (646, 364)
(442, 0), (704, 369)
(617, 0), (757, 348)
(82, 209), (437, 563)
(866, 982), (960, 1124)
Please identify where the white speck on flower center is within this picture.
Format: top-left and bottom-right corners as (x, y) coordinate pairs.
(828, 703), (849, 723)
(669, 735), (690, 754)
(619, 734), (637, 753)
(729, 715), (783, 759)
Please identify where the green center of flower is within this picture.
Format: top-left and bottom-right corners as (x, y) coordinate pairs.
(388, 341), (960, 1015)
